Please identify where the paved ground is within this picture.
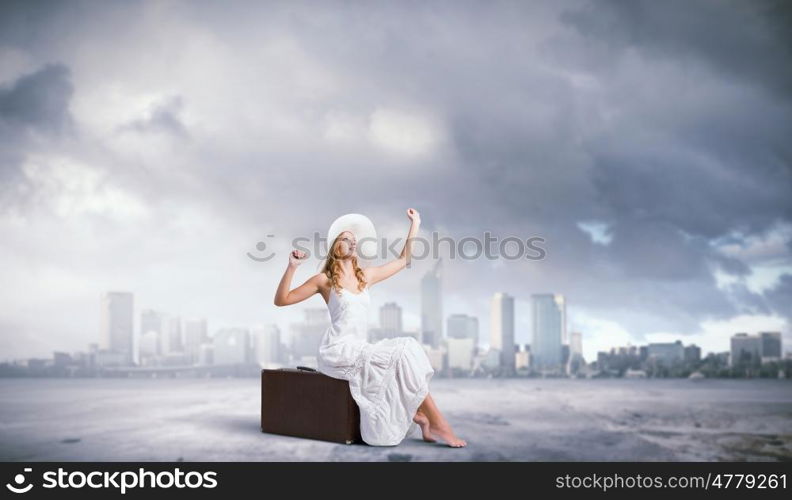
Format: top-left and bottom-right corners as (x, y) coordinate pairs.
(1, 378), (790, 461)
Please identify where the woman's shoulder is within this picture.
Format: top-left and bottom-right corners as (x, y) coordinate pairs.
(312, 271), (332, 290)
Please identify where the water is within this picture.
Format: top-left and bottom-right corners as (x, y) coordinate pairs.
(1, 378), (790, 461)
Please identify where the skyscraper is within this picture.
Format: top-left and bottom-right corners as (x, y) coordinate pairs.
(100, 291), (134, 365)
(138, 331), (159, 365)
(213, 328), (251, 365)
(759, 331), (782, 361)
(567, 331), (585, 375)
(647, 341), (684, 365)
(515, 344), (530, 372)
(370, 302), (406, 343)
(380, 302), (403, 334)
(253, 324), (282, 367)
(291, 308), (330, 359)
(166, 316), (184, 354)
(531, 293), (565, 373)
(731, 332), (761, 367)
(447, 337), (475, 372)
(140, 309), (164, 361)
(184, 318), (208, 364)
(421, 259), (443, 348)
(490, 292), (515, 375)
(730, 332), (781, 366)
(570, 331), (583, 358)
(684, 344), (702, 363)
(447, 313), (479, 346)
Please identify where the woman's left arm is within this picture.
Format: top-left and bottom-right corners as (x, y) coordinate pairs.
(365, 208), (421, 286)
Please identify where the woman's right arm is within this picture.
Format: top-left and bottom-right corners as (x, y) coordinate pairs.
(273, 250), (320, 306)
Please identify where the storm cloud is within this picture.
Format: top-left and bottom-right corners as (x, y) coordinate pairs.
(0, 0), (790, 361)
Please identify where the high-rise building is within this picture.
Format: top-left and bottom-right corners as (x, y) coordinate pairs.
(213, 328), (251, 365)
(647, 341), (684, 365)
(368, 302), (414, 342)
(759, 331), (782, 361)
(447, 313), (479, 346)
(684, 344), (702, 363)
(139, 309), (164, 361)
(566, 331), (585, 374)
(531, 293), (565, 373)
(731, 333), (761, 367)
(421, 259), (443, 348)
(198, 343), (214, 366)
(253, 324), (282, 367)
(100, 292), (134, 365)
(380, 302), (403, 335)
(515, 344), (530, 371)
(138, 331), (159, 365)
(483, 348), (501, 370)
(730, 332), (782, 366)
(291, 308), (330, 359)
(425, 345), (446, 373)
(491, 292), (515, 375)
(184, 318), (208, 364)
(447, 337), (475, 372)
(166, 316), (184, 354)
(570, 331), (583, 358)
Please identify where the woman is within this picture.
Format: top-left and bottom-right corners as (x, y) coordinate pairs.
(274, 208), (466, 447)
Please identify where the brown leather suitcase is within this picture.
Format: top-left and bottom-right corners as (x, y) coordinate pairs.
(260, 366), (363, 444)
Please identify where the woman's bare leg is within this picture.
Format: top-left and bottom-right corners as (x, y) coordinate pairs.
(414, 393), (466, 447)
(412, 408), (436, 442)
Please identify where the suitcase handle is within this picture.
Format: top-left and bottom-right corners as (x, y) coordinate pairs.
(296, 366), (317, 372)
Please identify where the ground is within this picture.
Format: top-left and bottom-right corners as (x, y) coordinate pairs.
(1, 377), (790, 461)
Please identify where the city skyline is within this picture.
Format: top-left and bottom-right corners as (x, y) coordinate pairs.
(1, 0), (791, 373)
(3, 286), (787, 376)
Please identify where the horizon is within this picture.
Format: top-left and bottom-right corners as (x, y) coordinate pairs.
(1, 0), (791, 365)
(2, 286), (788, 366)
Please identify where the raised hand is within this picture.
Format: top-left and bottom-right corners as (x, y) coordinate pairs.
(288, 249), (307, 268)
(406, 208), (421, 224)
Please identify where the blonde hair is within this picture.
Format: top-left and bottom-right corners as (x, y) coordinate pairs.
(322, 233), (367, 297)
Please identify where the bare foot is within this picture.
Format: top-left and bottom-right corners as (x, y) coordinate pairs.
(429, 423), (467, 448)
(413, 411), (436, 442)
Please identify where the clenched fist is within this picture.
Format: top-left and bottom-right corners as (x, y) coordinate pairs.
(289, 249), (307, 268)
(407, 208), (421, 224)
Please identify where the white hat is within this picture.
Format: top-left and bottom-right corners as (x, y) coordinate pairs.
(319, 213), (378, 269)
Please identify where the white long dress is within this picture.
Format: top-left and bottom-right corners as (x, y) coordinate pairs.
(317, 284), (435, 446)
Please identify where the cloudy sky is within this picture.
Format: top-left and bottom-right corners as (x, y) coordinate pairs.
(1, 0), (790, 363)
